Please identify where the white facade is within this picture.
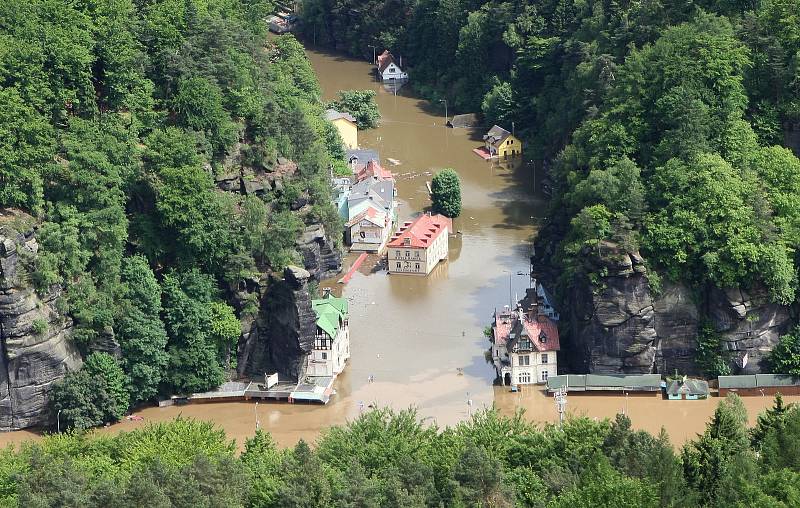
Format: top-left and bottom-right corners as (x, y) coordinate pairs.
(308, 322), (350, 378)
(381, 62), (408, 81)
(387, 231), (448, 275)
(492, 347), (556, 385)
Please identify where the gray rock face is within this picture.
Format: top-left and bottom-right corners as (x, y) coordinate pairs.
(708, 286), (791, 374)
(297, 225), (342, 281)
(561, 241), (791, 375)
(0, 216), (82, 430)
(237, 266), (315, 380)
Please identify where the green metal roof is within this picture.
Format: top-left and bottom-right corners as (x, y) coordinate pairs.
(756, 374), (800, 387)
(719, 375), (757, 389)
(312, 295), (348, 339)
(547, 374), (661, 392)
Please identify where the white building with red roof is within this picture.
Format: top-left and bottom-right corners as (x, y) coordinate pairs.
(376, 50), (408, 81)
(491, 296), (560, 385)
(387, 213), (451, 275)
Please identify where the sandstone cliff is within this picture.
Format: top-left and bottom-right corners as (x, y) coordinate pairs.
(539, 237), (791, 376)
(237, 266), (317, 380)
(0, 212), (82, 430)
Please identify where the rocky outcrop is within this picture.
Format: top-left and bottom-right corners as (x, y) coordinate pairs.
(0, 213), (82, 430)
(554, 240), (791, 376)
(708, 287), (792, 374)
(297, 225), (342, 281)
(237, 266), (316, 380)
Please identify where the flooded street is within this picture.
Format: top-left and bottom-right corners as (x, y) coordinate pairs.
(2, 45), (798, 451)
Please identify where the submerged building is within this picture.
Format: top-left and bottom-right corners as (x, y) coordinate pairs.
(387, 213), (452, 275)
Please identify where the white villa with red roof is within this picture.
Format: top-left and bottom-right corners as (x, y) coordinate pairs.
(376, 50), (408, 81)
(345, 159), (397, 252)
(387, 213), (451, 275)
(491, 295), (560, 385)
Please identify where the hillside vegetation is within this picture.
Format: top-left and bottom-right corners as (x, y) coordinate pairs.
(1, 397), (800, 507)
(0, 0), (344, 428)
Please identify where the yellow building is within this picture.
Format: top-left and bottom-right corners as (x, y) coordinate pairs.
(325, 109), (358, 150)
(483, 125), (522, 158)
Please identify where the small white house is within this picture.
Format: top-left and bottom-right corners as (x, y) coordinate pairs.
(377, 50), (408, 81)
(308, 292), (350, 378)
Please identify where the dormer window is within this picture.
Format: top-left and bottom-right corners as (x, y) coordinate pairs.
(540, 331), (548, 344)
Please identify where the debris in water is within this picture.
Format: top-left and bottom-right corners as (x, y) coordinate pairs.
(387, 158), (401, 166)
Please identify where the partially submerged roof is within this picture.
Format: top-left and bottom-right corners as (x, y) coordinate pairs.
(325, 108), (356, 123)
(666, 378), (709, 396)
(355, 159), (393, 182)
(547, 374), (662, 392)
(483, 125), (512, 145)
(719, 374), (800, 389)
(312, 295), (348, 339)
(388, 213), (451, 249)
(447, 113), (479, 128)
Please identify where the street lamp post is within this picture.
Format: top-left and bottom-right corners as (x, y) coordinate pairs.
(439, 99), (448, 125)
(57, 409), (62, 433)
(367, 45), (377, 66)
(254, 402), (260, 431)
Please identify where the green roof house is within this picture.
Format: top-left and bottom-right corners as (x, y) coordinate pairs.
(308, 292), (350, 379)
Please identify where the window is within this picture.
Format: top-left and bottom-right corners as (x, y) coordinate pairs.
(415, 263), (420, 270)
(519, 372), (531, 384)
(541, 370), (549, 382)
(405, 250), (410, 258)
(321, 352), (327, 360)
(541, 354), (548, 364)
(519, 355), (530, 366)
(518, 339), (531, 350)
(396, 262), (401, 269)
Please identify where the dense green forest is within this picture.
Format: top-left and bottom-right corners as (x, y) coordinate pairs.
(0, 397), (797, 507)
(0, 0), (345, 429)
(301, 0), (800, 369)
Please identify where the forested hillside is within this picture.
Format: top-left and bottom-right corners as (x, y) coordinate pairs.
(301, 0), (800, 374)
(1, 398), (800, 507)
(0, 0), (344, 429)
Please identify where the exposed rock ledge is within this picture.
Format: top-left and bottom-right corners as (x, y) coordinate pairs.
(0, 212), (81, 430)
(559, 241), (791, 375)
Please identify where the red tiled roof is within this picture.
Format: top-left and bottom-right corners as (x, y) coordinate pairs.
(377, 50), (396, 73)
(355, 160), (393, 182)
(493, 309), (559, 352)
(387, 213), (451, 249)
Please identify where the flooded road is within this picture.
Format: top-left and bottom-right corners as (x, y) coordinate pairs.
(1, 45), (796, 451)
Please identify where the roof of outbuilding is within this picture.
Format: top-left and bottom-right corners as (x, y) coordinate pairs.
(666, 379), (709, 395)
(377, 50), (398, 73)
(346, 149), (380, 163)
(547, 374), (662, 392)
(325, 108), (356, 123)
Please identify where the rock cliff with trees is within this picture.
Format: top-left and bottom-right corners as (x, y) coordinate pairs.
(0, 0), (344, 430)
(302, 0), (800, 376)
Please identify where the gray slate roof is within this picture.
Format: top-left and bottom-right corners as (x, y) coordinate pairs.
(483, 125), (511, 144)
(348, 177), (394, 211)
(325, 108), (356, 123)
(346, 149), (380, 165)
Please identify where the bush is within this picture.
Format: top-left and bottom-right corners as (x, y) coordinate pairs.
(431, 168), (462, 218)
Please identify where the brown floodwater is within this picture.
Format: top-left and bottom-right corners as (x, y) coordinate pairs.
(1, 46), (794, 451)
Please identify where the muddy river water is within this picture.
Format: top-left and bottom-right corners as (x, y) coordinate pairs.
(2, 46), (798, 451)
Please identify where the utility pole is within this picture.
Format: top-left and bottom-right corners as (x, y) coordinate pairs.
(554, 386), (567, 428)
(368, 44), (377, 67)
(254, 402), (260, 431)
(439, 99), (448, 125)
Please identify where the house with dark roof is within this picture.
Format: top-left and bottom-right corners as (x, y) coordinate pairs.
(376, 50), (408, 81)
(483, 125), (522, 158)
(387, 213), (451, 275)
(491, 301), (560, 386)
